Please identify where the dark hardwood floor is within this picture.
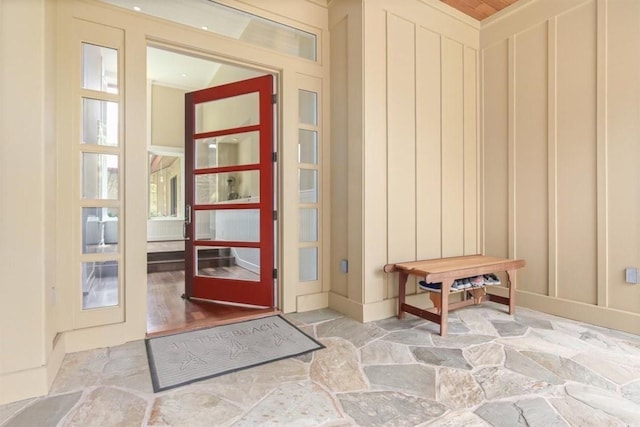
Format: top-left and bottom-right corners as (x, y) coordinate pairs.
(146, 270), (278, 337)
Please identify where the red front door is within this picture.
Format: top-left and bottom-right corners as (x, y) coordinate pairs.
(184, 75), (274, 307)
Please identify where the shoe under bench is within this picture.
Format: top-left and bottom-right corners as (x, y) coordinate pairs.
(383, 255), (526, 337)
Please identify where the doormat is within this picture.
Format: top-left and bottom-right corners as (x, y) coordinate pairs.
(145, 315), (324, 392)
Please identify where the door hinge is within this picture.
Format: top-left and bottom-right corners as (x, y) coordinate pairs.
(273, 210), (278, 221)
(272, 152), (277, 162)
(272, 94), (277, 104)
(273, 268), (278, 279)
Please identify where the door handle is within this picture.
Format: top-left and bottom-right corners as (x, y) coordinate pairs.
(183, 204), (192, 239)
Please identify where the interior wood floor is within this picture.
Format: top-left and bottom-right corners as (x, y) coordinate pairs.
(146, 270), (278, 337)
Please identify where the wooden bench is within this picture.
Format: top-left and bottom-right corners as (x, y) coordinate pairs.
(384, 255), (525, 336)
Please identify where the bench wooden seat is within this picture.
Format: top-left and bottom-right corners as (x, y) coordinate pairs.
(384, 255), (525, 336)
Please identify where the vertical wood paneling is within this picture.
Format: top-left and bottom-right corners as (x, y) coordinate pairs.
(547, 17), (558, 298)
(416, 27), (442, 260)
(441, 37), (464, 257)
(463, 46), (478, 255)
(329, 16), (348, 297)
(482, 40), (509, 259)
(386, 14), (416, 262)
(514, 22), (549, 296)
(556, 0), (597, 305)
(595, 0), (607, 307)
(606, 0), (640, 314)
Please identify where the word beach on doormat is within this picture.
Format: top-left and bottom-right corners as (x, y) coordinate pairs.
(145, 315), (324, 392)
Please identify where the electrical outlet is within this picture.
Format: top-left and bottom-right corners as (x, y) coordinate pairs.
(340, 259), (348, 274)
(625, 268), (638, 284)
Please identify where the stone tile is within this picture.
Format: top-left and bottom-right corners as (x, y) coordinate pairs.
(361, 340), (415, 365)
(0, 398), (35, 425)
(148, 389), (242, 426)
(338, 391), (445, 427)
(454, 309), (500, 336)
(310, 338), (367, 393)
(497, 331), (584, 358)
(521, 351), (617, 391)
(3, 392), (81, 427)
(363, 364), (436, 399)
(233, 380), (345, 427)
(550, 396), (627, 427)
(463, 342), (504, 367)
(490, 320), (528, 337)
(621, 379), (640, 404)
(437, 367), (484, 409)
(50, 348), (109, 393)
(107, 340), (146, 359)
(474, 367), (554, 400)
(431, 334), (495, 349)
(417, 321), (470, 335)
(373, 314), (426, 331)
(427, 410), (491, 426)
(475, 398), (568, 426)
(572, 351), (640, 385)
(100, 353), (153, 394)
(285, 309), (343, 325)
(201, 358), (308, 406)
(382, 329), (433, 346)
(411, 347), (471, 370)
(565, 383), (640, 426)
(316, 317), (388, 348)
(503, 348), (565, 385)
(514, 312), (554, 330)
(63, 388), (146, 427)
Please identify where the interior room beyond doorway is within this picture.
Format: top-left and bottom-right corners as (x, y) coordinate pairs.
(145, 46), (275, 336)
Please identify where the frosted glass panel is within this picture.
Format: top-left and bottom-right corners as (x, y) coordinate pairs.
(299, 208), (317, 242)
(195, 93), (258, 134)
(82, 207), (119, 253)
(298, 129), (317, 164)
(195, 246), (260, 281)
(195, 209), (259, 242)
(299, 90), (317, 125)
(299, 247), (318, 282)
(82, 153), (119, 199)
(82, 43), (118, 94)
(195, 170), (259, 205)
(82, 261), (119, 309)
(196, 131), (259, 169)
(82, 98), (119, 146)
(299, 169), (317, 203)
(102, 1), (316, 60)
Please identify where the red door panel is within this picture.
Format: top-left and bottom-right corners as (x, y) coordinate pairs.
(184, 75), (274, 307)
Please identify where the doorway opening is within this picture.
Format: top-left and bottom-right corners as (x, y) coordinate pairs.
(145, 46), (278, 336)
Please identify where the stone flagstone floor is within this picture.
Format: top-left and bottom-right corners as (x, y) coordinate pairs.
(2, 303), (640, 426)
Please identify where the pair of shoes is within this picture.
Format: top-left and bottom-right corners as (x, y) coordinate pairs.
(452, 278), (471, 290)
(483, 273), (501, 285)
(419, 280), (441, 291)
(469, 276), (485, 287)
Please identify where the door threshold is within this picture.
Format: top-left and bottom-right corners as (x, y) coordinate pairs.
(146, 307), (280, 338)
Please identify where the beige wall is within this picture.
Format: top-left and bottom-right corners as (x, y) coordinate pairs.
(329, 0), (481, 321)
(482, 0), (640, 334)
(151, 84), (186, 148)
(0, 0), (64, 404)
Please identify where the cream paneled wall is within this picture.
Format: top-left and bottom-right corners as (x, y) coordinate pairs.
(329, 0), (481, 321)
(482, 0), (640, 334)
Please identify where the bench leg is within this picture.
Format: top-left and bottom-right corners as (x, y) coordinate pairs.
(506, 269), (516, 315)
(428, 293), (441, 314)
(397, 272), (408, 319)
(439, 279), (453, 336)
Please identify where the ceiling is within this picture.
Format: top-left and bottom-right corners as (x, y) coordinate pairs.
(439, 0), (520, 21)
